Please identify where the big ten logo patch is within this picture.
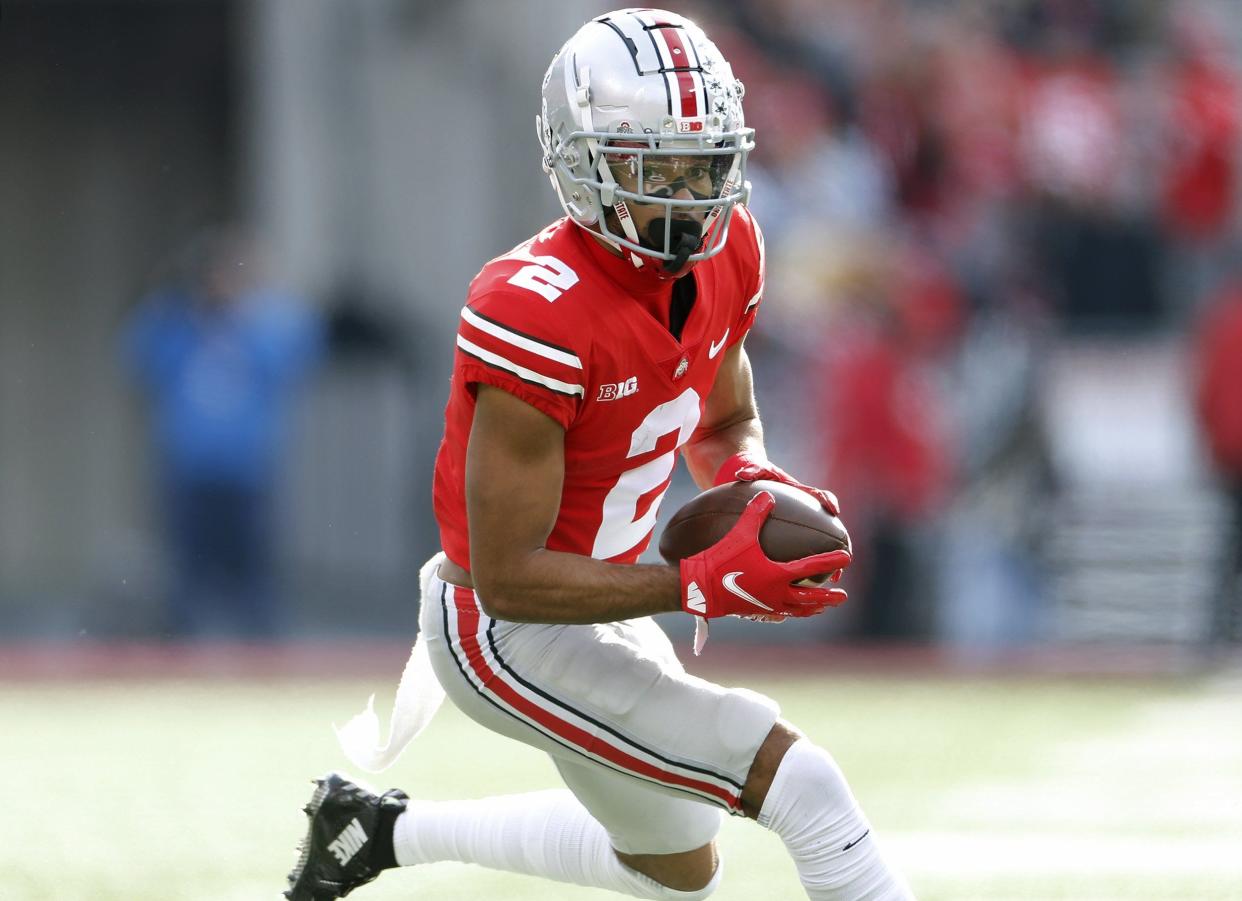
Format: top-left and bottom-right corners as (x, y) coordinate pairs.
(597, 377), (639, 401)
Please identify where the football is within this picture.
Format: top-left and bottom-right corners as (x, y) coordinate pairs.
(658, 479), (851, 573)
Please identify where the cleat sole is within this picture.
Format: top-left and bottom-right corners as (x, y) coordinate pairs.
(285, 776), (334, 898)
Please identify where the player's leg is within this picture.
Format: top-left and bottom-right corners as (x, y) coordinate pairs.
(553, 753), (720, 892)
(386, 617), (724, 894)
(288, 559), (740, 900)
(385, 574), (756, 898)
(288, 767), (722, 900)
(614, 845), (717, 893)
(409, 589), (915, 901)
(739, 720), (915, 900)
(391, 765), (722, 899)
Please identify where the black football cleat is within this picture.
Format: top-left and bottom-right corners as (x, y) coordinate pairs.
(285, 772), (408, 900)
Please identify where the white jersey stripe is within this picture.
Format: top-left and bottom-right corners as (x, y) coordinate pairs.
(456, 335), (585, 397)
(461, 307), (583, 369)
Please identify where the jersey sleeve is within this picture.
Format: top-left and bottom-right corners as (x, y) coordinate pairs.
(729, 208), (765, 348)
(453, 288), (587, 429)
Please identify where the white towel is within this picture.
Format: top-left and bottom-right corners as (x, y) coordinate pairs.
(334, 555), (448, 772)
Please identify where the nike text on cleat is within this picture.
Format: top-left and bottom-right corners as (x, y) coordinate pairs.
(284, 771), (408, 900)
(328, 819), (368, 865)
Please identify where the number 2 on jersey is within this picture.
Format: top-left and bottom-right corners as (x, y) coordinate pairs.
(506, 255), (579, 302)
(592, 389), (702, 560)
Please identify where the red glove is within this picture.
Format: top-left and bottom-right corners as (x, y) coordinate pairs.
(680, 491), (852, 621)
(714, 452), (841, 516)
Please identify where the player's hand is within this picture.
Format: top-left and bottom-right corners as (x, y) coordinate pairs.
(679, 491), (851, 621)
(714, 452), (841, 517)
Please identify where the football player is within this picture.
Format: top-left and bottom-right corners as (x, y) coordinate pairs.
(287, 8), (913, 900)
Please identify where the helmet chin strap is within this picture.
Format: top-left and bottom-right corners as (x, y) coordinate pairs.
(596, 158), (647, 268)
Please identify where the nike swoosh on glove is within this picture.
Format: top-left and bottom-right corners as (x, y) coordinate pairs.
(680, 491), (851, 623)
(714, 452), (841, 517)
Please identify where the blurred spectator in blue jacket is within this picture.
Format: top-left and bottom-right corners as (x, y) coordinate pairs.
(122, 227), (324, 639)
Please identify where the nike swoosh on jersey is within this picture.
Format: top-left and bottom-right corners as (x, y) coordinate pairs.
(686, 581), (708, 614)
(721, 571), (773, 611)
(708, 329), (730, 359)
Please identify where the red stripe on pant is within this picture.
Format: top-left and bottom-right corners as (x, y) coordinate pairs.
(450, 586), (740, 809)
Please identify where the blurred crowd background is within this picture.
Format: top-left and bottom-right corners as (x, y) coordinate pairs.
(2, 0), (1241, 659)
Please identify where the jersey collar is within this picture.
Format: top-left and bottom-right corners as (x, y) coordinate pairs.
(570, 221), (681, 299)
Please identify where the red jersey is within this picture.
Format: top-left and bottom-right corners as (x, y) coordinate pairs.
(433, 208), (765, 571)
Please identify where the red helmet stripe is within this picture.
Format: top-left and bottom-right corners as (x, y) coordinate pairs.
(655, 26), (698, 118)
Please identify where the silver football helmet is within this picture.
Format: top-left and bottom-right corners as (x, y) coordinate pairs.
(537, 8), (753, 273)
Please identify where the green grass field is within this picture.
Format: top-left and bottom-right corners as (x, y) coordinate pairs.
(5, 666), (1241, 900)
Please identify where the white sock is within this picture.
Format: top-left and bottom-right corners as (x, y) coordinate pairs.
(393, 788), (720, 899)
(758, 739), (913, 900)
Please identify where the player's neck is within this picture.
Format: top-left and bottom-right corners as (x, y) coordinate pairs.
(576, 227), (676, 298)
(587, 231), (623, 258)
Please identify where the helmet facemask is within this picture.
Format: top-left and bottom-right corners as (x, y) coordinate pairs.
(597, 136), (751, 272)
(541, 125), (753, 274)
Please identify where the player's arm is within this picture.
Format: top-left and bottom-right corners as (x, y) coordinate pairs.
(684, 338), (840, 515)
(466, 383), (683, 623)
(468, 383), (848, 625)
(469, 383), (846, 627)
(682, 339), (764, 490)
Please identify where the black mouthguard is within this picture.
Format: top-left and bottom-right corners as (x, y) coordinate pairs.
(648, 219), (703, 274)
